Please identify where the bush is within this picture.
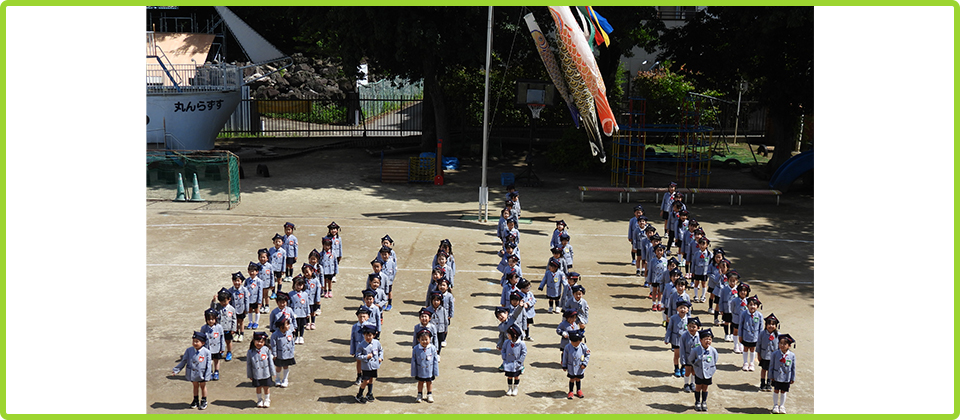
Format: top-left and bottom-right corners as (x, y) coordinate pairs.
(545, 128), (609, 173)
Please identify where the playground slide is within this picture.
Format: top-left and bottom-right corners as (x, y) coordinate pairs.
(768, 150), (814, 191)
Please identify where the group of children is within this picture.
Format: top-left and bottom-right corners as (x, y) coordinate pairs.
(494, 186), (591, 399)
(168, 181), (799, 413)
(171, 221), (343, 409)
(631, 182), (799, 413)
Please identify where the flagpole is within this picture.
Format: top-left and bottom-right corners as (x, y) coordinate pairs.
(479, 6), (493, 223)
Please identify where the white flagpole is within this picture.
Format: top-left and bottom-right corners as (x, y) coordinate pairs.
(479, 6), (493, 222)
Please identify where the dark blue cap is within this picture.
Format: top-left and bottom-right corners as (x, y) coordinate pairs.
(327, 221), (340, 229)
(569, 329), (585, 341)
(356, 306), (372, 315)
(192, 331), (207, 342)
(688, 317), (701, 327)
(571, 285), (585, 294)
(361, 289), (376, 297)
(700, 328), (714, 338)
(234, 271), (246, 280)
(284, 222), (295, 228)
(272, 233), (284, 241)
(419, 307), (434, 317)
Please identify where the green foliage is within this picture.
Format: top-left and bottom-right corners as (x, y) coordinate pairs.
(631, 64), (696, 125)
(545, 128), (608, 173)
(265, 102), (347, 125)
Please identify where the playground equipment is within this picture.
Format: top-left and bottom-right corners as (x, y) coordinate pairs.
(768, 149), (813, 191)
(612, 96), (714, 188)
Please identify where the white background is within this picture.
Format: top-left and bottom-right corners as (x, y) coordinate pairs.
(4, 6), (954, 414)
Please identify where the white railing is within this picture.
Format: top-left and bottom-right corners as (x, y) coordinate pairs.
(147, 63), (242, 93)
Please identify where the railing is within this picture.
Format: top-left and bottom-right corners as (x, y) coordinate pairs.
(147, 63), (242, 93)
(220, 96), (423, 137)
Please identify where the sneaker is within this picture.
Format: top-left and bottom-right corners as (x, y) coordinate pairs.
(576, 390), (584, 398)
(355, 395), (366, 404)
(567, 392), (574, 399)
(256, 398), (264, 408)
(631, 259), (636, 265)
(636, 269), (642, 276)
(714, 318), (721, 326)
(498, 363), (504, 372)
(426, 394), (434, 403)
(252, 323), (259, 329)
(355, 377), (362, 385)
(327, 291), (334, 298)
(263, 398), (270, 408)
(384, 304), (392, 311)
(742, 363), (749, 371)
(198, 399), (207, 410)
(779, 406), (786, 414)
(673, 368), (682, 377)
(441, 341), (447, 347)
(772, 405), (780, 414)
(332, 277), (337, 283)
(748, 363), (755, 371)
(694, 402), (702, 411)
(270, 292), (277, 299)
(366, 394), (375, 402)
(225, 352), (232, 361)
(554, 307), (562, 314)
(260, 307), (268, 314)
(235, 333), (243, 342)
(701, 402), (707, 411)
(680, 366), (686, 376)
(416, 394), (423, 403)
(684, 384), (693, 393)
(707, 307), (714, 314)
(190, 399), (199, 409)
(213, 370), (220, 381)
(246, 322), (253, 329)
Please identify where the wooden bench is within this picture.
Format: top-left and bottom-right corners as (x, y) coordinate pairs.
(579, 186), (782, 205)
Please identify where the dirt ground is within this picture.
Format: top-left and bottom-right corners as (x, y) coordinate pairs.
(146, 139), (814, 414)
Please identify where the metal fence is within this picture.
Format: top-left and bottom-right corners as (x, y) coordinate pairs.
(221, 95), (423, 137)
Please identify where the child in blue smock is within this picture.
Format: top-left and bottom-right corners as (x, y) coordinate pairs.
(230, 271), (249, 342)
(768, 334), (797, 414)
(270, 317), (296, 388)
(351, 307), (373, 385)
(627, 204), (644, 264)
(562, 329), (590, 399)
(560, 234), (574, 271)
(354, 326), (383, 403)
(518, 279), (536, 340)
(427, 291), (449, 354)
(200, 308), (225, 381)
(319, 237), (338, 298)
(246, 331), (274, 408)
(282, 222), (298, 279)
(269, 233), (287, 295)
(738, 295), (764, 372)
(689, 328), (718, 412)
(172, 331), (213, 410)
(501, 325), (527, 396)
(678, 317), (701, 393)
(665, 300), (691, 378)
(287, 277), (309, 344)
(660, 182), (677, 235)
(411, 329), (440, 403)
(758, 313), (780, 392)
(256, 250), (273, 313)
(538, 259), (564, 313)
(550, 220), (568, 249)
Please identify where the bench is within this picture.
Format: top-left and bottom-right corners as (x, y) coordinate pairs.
(578, 186), (782, 205)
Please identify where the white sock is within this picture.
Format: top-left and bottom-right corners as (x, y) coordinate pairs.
(257, 393), (262, 402)
(254, 312), (261, 323)
(773, 392), (779, 406)
(748, 351), (755, 364)
(283, 368), (291, 383)
(694, 287), (701, 298)
(684, 375), (691, 385)
(779, 392), (787, 406)
(743, 352), (749, 364)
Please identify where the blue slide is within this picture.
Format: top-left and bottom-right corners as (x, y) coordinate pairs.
(768, 150), (813, 191)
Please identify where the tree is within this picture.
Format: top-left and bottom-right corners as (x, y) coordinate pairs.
(657, 6), (813, 173)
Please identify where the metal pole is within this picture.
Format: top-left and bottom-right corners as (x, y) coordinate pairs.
(479, 6), (493, 222)
(733, 81), (744, 145)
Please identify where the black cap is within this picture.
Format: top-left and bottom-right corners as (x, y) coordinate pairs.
(204, 308), (219, 318)
(252, 331), (268, 340)
(327, 221), (340, 229)
(361, 289), (376, 297)
(379, 246), (392, 254)
(556, 219), (567, 226)
(687, 317), (702, 327)
(765, 313), (780, 325)
(494, 306), (509, 315)
(779, 334), (796, 346)
(430, 291), (444, 301)
(192, 331), (207, 342)
(550, 247), (562, 255)
(246, 262), (260, 272)
(284, 222), (295, 229)
(360, 325), (377, 335)
(419, 307), (434, 317)
(562, 309), (578, 318)
(559, 233), (570, 240)
(644, 225), (657, 232)
(356, 306), (372, 315)
(309, 248), (322, 258)
(548, 258), (561, 268)
(746, 295), (762, 306)
(505, 242), (517, 249)
(416, 329), (433, 339)
(272, 233), (284, 241)
(301, 263), (314, 271)
(274, 317), (289, 328)
(233, 271), (246, 280)
(381, 234), (393, 243)
(509, 291), (523, 301)
(571, 285), (585, 294)
(367, 273), (381, 282)
(633, 204), (644, 212)
(569, 329), (584, 341)
(322, 237), (333, 245)
(699, 328), (714, 338)
(670, 268), (683, 277)
(676, 300), (692, 308)
(567, 272), (580, 280)
(507, 324), (523, 338)
(668, 257), (680, 266)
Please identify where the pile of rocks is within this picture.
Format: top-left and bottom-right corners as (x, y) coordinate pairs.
(243, 53), (352, 100)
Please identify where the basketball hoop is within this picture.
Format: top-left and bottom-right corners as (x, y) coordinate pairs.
(528, 103), (545, 120)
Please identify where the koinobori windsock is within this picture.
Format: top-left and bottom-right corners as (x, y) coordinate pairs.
(523, 13), (580, 128)
(549, 6), (618, 137)
(549, 9), (605, 162)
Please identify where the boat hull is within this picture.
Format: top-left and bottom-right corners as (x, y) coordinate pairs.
(146, 89), (241, 150)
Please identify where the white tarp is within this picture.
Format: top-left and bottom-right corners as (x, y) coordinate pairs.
(214, 6), (286, 64)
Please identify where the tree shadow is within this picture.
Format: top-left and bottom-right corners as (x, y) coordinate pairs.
(628, 370), (668, 378)
(525, 390), (568, 399)
(464, 389), (505, 398)
(343, 295), (361, 301)
(475, 251), (500, 256)
(210, 399), (255, 409)
(530, 361), (562, 369)
(638, 384), (679, 393)
(329, 338), (351, 346)
(321, 355), (356, 363)
(314, 377), (358, 388)
(149, 402), (193, 410)
(388, 356), (409, 364)
(716, 364), (743, 372)
(458, 364), (500, 373)
(402, 300), (423, 306)
(716, 382), (759, 392)
(648, 402), (691, 413)
(726, 406), (771, 414)
(472, 348), (499, 354)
